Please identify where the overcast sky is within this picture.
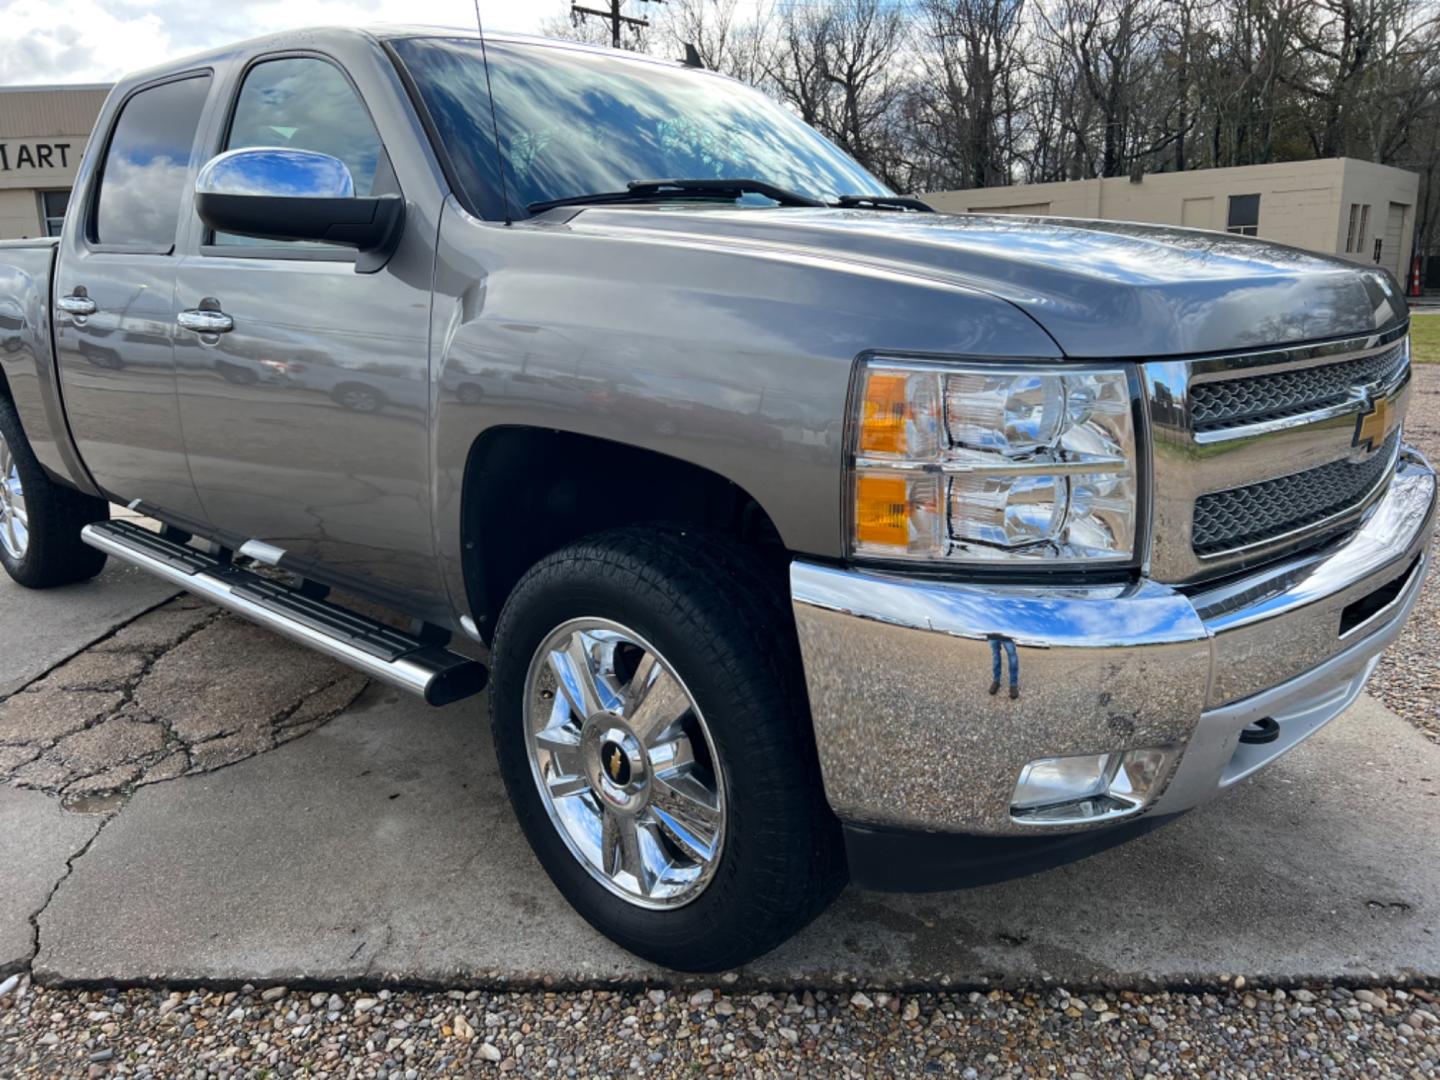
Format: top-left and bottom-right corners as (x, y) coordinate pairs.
(0, 0), (574, 85)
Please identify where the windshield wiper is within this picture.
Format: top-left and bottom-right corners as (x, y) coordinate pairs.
(526, 180), (936, 216)
(831, 194), (935, 213)
(527, 177), (827, 215)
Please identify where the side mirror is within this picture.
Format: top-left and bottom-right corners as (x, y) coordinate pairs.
(194, 148), (403, 273)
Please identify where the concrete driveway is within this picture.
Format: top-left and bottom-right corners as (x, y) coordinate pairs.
(3, 569), (1439, 990)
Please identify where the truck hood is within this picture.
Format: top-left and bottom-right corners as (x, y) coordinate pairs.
(561, 206), (1408, 358)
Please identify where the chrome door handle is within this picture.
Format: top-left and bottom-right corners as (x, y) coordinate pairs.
(177, 309), (234, 334)
(57, 294), (96, 317)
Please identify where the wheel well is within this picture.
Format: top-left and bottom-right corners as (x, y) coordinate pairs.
(461, 427), (788, 641)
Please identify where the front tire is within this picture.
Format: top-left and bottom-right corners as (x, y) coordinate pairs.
(489, 527), (844, 971)
(0, 395), (109, 589)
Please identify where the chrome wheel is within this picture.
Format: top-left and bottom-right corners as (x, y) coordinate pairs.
(523, 618), (726, 909)
(0, 431), (27, 561)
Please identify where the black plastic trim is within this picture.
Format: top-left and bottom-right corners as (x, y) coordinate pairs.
(97, 519), (218, 575)
(842, 814), (1184, 893)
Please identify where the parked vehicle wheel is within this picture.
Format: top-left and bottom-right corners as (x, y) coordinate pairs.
(489, 527), (844, 971)
(332, 383), (385, 413)
(0, 395), (109, 588)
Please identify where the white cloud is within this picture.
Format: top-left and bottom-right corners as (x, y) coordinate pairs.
(0, 0), (562, 84)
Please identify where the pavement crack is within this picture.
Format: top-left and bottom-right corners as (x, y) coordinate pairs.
(0, 593), (179, 708)
(361, 926), (396, 978)
(4, 597), (364, 801)
(24, 802), (123, 976)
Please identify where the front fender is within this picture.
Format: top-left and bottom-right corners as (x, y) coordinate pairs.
(426, 199), (1061, 623)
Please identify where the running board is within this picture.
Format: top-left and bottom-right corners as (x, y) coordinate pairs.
(81, 521), (486, 706)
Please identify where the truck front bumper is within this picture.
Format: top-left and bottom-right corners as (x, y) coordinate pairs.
(791, 447), (1435, 882)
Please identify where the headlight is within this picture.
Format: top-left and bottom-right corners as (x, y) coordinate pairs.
(850, 358), (1139, 564)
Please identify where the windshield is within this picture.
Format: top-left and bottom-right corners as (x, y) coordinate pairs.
(390, 37), (891, 220)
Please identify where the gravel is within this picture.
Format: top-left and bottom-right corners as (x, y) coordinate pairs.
(2, 979), (1437, 1077)
(1369, 362), (1440, 741)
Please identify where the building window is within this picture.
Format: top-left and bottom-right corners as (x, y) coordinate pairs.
(1227, 194), (1260, 236)
(40, 190), (69, 236)
(1373, 237), (1383, 265)
(1346, 203), (1372, 253)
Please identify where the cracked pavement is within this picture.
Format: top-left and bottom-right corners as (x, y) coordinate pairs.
(0, 569), (370, 981)
(0, 595), (367, 802)
(1, 553), (1439, 994)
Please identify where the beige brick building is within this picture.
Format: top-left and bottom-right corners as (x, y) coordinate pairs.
(0, 84), (111, 240)
(923, 158), (1419, 284)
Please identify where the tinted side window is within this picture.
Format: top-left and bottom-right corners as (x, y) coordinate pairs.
(94, 75), (212, 250)
(215, 57), (383, 247)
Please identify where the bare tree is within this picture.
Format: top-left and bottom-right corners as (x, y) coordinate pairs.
(906, 0), (1028, 190)
(1186, 0), (1305, 168)
(654, 0), (769, 81)
(763, 0), (912, 187)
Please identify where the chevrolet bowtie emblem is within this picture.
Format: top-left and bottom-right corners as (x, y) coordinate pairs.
(1352, 391), (1391, 454)
(607, 746), (623, 781)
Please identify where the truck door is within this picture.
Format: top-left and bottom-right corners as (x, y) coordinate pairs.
(53, 72), (214, 529)
(171, 55), (437, 608)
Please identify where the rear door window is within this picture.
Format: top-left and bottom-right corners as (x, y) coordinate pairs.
(93, 74), (212, 251)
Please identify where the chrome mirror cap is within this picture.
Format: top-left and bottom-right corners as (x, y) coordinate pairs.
(195, 147), (355, 200)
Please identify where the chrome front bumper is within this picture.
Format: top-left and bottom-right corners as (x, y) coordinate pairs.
(791, 447), (1436, 837)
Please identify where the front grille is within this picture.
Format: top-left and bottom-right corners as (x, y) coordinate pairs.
(1191, 342), (1407, 433)
(1191, 431), (1399, 556)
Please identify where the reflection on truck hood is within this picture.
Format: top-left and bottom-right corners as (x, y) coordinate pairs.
(560, 206), (1408, 358)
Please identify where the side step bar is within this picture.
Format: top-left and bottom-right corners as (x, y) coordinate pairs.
(82, 521), (487, 706)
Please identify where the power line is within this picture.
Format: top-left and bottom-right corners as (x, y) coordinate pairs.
(571, 0), (667, 49)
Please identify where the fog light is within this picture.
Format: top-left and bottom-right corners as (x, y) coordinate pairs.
(1010, 747), (1173, 825)
(1011, 753), (1113, 810)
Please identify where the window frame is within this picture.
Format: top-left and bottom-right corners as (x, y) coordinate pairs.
(83, 69), (215, 257)
(1225, 193), (1260, 237)
(380, 37), (502, 223)
(38, 189), (69, 237)
(198, 49), (399, 264)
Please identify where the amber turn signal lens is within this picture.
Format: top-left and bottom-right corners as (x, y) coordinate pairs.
(858, 371), (909, 455)
(855, 474), (910, 547)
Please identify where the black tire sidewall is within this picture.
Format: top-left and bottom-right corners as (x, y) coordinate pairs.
(0, 397), (41, 583)
(0, 395), (107, 588)
(490, 532), (840, 970)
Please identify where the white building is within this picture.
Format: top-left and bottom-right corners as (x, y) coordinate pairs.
(923, 158), (1419, 284)
(0, 84), (111, 240)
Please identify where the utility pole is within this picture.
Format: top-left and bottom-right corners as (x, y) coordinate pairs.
(570, 0), (662, 49)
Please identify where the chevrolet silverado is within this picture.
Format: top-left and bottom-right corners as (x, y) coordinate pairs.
(0, 27), (1432, 971)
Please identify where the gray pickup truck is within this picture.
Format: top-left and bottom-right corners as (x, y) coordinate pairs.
(0, 27), (1433, 972)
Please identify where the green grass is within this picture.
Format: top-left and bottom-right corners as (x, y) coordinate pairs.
(1412, 315), (1440, 363)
